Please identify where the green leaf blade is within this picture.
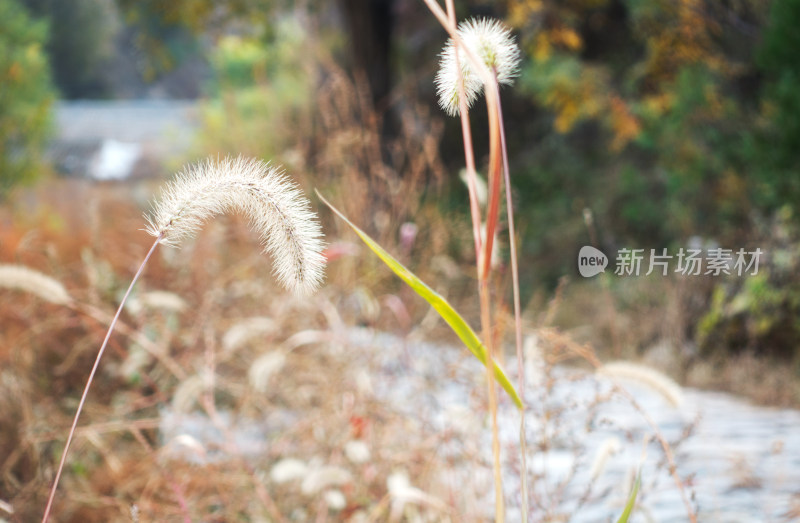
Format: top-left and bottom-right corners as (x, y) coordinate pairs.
(616, 471), (641, 523)
(319, 192), (523, 410)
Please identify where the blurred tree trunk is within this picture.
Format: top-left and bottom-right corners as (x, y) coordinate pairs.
(338, 0), (394, 108)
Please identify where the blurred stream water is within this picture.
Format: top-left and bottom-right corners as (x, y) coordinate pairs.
(51, 100), (199, 179)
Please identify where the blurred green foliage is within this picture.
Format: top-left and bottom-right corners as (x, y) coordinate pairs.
(4, 0), (800, 359)
(21, 0), (118, 98)
(751, 0), (800, 211)
(505, 0), (791, 268)
(501, 0), (800, 359)
(116, 0), (277, 83)
(0, 0), (55, 194)
(697, 208), (800, 360)
(199, 17), (313, 159)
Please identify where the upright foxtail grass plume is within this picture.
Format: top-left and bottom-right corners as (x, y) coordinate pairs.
(434, 16), (521, 280)
(431, 9), (526, 521)
(590, 437), (623, 480)
(42, 156), (325, 522)
(435, 17), (521, 116)
(435, 41), (483, 117)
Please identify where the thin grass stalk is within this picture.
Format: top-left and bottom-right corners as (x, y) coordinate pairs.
(479, 278), (504, 521)
(422, 2), (507, 517)
(540, 328), (697, 522)
(612, 386), (695, 521)
(496, 92), (524, 401)
(42, 235), (163, 523)
(444, 0), (483, 260)
(478, 70), (505, 523)
(73, 302), (187, 380)
(496, 92), (529, 521)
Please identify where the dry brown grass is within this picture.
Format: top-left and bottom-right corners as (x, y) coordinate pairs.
(0, 45), (781, 520)
(2, 153), (791, 522)
(1, 173), (701, 521)
(545, 274), (800, 408)
(0, 176), (486, 521)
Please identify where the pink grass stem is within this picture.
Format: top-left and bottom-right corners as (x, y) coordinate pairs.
(42, 236), (162, 523)
(497, 93), (529, 521)
(444, 0), (483, 260)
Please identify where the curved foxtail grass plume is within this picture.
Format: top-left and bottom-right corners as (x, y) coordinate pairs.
(145, 156), (325, 295)
(435, 17), (521, 116)
(590, 436), (622, 480)
(0, 265), (72, 305)
(43, 156), (325, 522)
(598, 361), (684, 408)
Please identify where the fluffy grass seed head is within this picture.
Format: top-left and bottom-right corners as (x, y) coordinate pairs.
(222, 316), (277, 354)
(0, 265), (71, 305)
(248, 351), (287, 393)
(435, 17), (521, 116)
(145, 156), (325, 295)
(598, 361), (684, 408)
(128, 290), (187, 315)
(171, 374), (205, 414)
(435, 41), (483, 117)
(460, 18), (521, 86)
(589, 436), (622, 480)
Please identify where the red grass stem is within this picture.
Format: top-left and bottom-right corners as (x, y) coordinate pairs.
(480, 79), (503, 281)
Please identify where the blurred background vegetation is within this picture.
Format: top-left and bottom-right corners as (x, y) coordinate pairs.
(3, 0), (800, 402)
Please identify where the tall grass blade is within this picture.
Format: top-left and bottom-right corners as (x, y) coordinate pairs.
(318, 192), (523, 410)
(616, 471), (641, 523)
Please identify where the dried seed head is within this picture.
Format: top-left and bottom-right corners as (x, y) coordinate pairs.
(435, 17), (521, 116)
(171, 374), (205, 414)
(598, 361), (684, 408)
(589, 436), (622, 480)
(0, 265), (71, 305)
(145, 156), (325, 295)
(270, 458), (308, 483)
(222, 317), (277, 354)
(435, 41), (483, 117)
(248, 351), (287, 393)
(459, 18), (521, 86)
(128, 290), (187, 315)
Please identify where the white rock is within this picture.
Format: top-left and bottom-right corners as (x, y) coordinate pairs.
(270, 458), (308, 484)
(301, 466), (352, 495)
(324, 489), (347, 511)
(344, 440), (371, 464)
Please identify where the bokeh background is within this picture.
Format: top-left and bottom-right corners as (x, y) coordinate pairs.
(2, 0), (800, 521)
